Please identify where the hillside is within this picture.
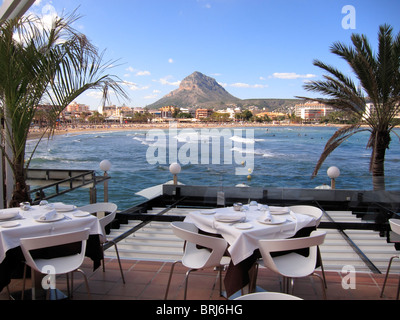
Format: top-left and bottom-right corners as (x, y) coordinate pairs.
(146, 71), (301, 112)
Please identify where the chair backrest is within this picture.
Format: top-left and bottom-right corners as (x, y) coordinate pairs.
(258, 230), (326, 276)
(389, 219), (400, 236)
(20, 228), (90, 272)
(289, 205), (323, 226)
(171, 221), (228, 269)
(78, 202), (118, 242)
(234, 292), (303, 300)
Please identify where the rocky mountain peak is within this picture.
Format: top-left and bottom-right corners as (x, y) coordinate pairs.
(149, 71), (239, 108)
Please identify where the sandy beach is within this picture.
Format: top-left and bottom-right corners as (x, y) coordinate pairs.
(28, 121), (339, 140)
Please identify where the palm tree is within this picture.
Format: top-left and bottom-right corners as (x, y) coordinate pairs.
(0, 12), (128, 207)
(298, 24), (400, 191)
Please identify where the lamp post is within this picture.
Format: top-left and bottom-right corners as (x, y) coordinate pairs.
(169, 163), (181, 185)
(327, 166), (340, 190)
(100, 160), (112, 202)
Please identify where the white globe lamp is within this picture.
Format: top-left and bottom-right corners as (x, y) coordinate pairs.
(100, 160), (112, 202)
(169, 163), (181, 185)
(327, 166), (340, 189)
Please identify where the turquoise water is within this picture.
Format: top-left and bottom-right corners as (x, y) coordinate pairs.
(27, 126), (400, 210)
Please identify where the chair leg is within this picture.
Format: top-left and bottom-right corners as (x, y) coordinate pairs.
(397, 274), (400, 300)
(6, 285), (14, 300)
(21, 264), (27, 300)
(66, 273), (71, 297)
(312, 272), (327, 300)
(113, 242), (125, 284)
(317, 247), (327, 289)
(164, 261), (180, 300)
(72, 269), (91, 300)
(281, 277), (295, 295)
(184, 269), (195, 300)
(380, 255), (399, 298)
(217, 265), (223, 296)
(103, 241), (125, 284)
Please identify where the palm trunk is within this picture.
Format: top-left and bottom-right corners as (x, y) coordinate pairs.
(9, 155), (31, 208)
(370, 131), (390, 191)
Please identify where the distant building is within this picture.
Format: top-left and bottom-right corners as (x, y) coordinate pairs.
(195, 108), (213, 119)
(66, 101), (90, 113)
(256, 111), (286, 120)
(295, 101), (335, 121)
(160, 106), (176, 118)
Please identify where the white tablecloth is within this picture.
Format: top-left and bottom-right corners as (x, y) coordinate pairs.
(0, 204), (103, 263)
(185, 205), (316, 265)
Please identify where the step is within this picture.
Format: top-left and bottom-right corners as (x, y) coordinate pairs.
(104, 208), (400, 274)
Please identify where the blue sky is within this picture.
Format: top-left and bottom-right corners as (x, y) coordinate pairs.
(16, 0), (400, 109)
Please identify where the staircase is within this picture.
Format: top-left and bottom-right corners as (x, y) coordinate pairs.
(319, 210), (399, 273)
(104, 207), (400, 274)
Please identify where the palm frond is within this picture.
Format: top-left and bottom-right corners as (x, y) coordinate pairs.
(312, 125), (368, 178)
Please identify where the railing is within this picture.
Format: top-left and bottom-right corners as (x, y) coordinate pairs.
(112, 188), (399, 273)
(27, 169), (110, 204)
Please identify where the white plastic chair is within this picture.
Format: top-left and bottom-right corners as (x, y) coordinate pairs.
(258, 230), (327, 299)
(288, 205), (327, 288)
(78, 202), (125, 283)
(288, 205), (323, 226)
(164, 221), (228, 300)
(234, 292), (303, 300)
(20, 228), (91, 300)
(381, 219), (400, 299)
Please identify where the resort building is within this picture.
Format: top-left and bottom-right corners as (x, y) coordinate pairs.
(295, 101), (335, 122)
(195, 108), (214, 119)
(65, 101), (90, 113)
(160, 106), (176, 119)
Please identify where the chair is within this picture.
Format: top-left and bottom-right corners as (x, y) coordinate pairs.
(381, 219), (400, 299)
(20, 228), (91, 300)
(288, 205), (327, 288)
(234, 292), (303, 300)
(78, 202), (125, 284)
(164, 221), (228, 300)
(258, 230), (327, 299)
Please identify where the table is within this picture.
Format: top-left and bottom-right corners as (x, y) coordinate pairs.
(0, 203), (104, 294)
(185, 204), (317, 297)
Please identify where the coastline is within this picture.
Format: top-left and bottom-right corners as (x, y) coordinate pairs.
(27, 122), (342, 140)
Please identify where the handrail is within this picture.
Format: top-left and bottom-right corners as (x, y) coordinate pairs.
(103, 197), (186, 251)
(27, 169), (110, 204)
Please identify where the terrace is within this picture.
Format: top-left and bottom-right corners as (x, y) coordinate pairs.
(2, 185), (400, 301)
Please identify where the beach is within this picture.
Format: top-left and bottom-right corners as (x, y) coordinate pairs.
(28, 121), (339, 140)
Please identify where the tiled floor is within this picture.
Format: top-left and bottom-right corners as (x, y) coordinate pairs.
(2, 257), (400, 301)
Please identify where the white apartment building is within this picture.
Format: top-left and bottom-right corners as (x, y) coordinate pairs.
(295, 101), (335, 121)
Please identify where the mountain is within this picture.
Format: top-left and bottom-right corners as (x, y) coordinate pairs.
(147, 71), (240, 109)
(146, 71), (301, 111)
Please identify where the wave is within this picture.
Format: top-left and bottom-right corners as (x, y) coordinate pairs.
(132, 136), (166, 146)
(230, 136), (264, 144)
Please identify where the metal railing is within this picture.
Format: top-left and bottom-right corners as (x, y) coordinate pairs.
(27, 169), (110, 204)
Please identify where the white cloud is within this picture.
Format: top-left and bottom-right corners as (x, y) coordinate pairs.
(168, 58), (174, 64)
(230, 83), (268, 89)
(125, 67), (150, 76)
(136, 70), (151, 76)
(154, 76), (180, 86)
(122, 81), (149, 91)
(272, 73), (316, 80)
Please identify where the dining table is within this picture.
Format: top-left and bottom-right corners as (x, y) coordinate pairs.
(0, 202), (104, 295)
(184, 203), (317, 298)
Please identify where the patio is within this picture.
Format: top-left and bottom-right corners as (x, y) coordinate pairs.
(2, 256), (399, 301)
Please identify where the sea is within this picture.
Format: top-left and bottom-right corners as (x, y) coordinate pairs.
(26, 125), (400, 211)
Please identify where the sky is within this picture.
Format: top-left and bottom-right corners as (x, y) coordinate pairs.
(4, 0), (400, 109)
